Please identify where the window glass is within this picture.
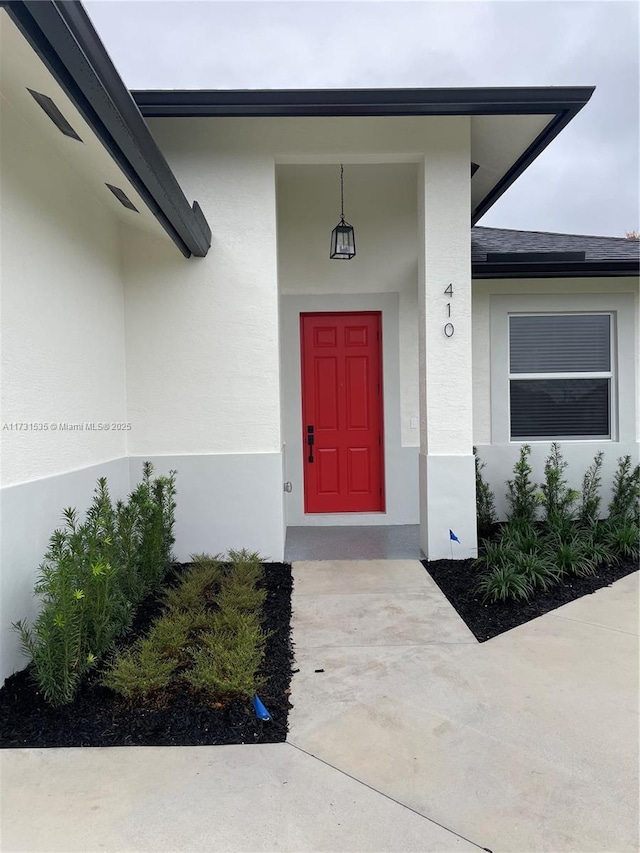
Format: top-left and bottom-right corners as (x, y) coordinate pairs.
(509, 314), (612, 440)
(510, 314), (610, 373)
(510, 378), (610, 439)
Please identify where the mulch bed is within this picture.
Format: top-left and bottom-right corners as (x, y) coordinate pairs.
(422, 556), (637, 642)
(0, 562), (294, 748)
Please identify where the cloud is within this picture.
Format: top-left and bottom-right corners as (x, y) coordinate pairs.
(85, 0), (639, 235)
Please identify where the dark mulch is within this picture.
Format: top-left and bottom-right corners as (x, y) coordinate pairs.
(422, 556), (637, 642)
(0, 562), (294, 748)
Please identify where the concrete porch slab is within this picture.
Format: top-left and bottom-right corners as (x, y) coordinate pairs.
(285, 525), (421, 561)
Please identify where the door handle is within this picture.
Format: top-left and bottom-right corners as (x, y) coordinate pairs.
(307, 425), (314, 463)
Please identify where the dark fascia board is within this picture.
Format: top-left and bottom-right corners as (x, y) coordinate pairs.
(485, 251), (586, 263)
(472, 260), (640, 279)
(3, 0), (211, 258)
(132, 86), (594, 224)
(132, 86), (594, 118)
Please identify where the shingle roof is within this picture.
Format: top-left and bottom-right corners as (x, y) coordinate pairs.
(472, 226), (639, 264)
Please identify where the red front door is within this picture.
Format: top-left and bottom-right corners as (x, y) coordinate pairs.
(301, 312), (384, 513)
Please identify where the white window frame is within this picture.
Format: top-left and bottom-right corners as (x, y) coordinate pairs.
(490, 292), (636, 446)
(508, 312), (614, 442)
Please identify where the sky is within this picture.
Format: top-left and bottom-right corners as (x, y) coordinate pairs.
(84, 0), (639, 237)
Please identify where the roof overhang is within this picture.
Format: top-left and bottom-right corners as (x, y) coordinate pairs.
(2, 0), (211, 258)
(132, 86), (595, 224)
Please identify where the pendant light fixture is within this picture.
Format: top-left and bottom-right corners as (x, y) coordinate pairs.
(330, 164), (356, 260)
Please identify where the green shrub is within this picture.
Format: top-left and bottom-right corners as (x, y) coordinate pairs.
(101, 638), (179, 700)
(227, 549), (264, 585)
(474, 448), (497, 535)
(163, 556), (223, 614)
(473, 539), (517, 574)
(545, 533), (596, 577)
(128, 462), (177, 597)
(500, 522), (543, 556)
(505, 445), (540, 527)
(578, 452), (604, 528)
(475, 565), (532, 603)
(608, 456), (640, 523)
(585, 530), (619, 568)
(474, 448), (638, 608)
(217, 581), (266, 615)
(146, 611), (193, 660)
(102, 550), (268, 703)
(14, 465), (177, 706)
(184, 612), (266, 697)
(605, 519), (640, 561)
(540, 443), (579, 530)
(512, 551), (559, 591)
(13, 491), (130, 706)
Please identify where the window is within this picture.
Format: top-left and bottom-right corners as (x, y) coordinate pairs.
(508, 313), (612, 440)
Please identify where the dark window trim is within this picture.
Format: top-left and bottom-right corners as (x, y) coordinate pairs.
(3, 0), (211, 258)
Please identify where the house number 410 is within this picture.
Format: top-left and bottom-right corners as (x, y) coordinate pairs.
(444, 283), (454, 337)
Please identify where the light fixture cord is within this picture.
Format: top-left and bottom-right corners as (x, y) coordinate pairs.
(340, 164), (345, 219)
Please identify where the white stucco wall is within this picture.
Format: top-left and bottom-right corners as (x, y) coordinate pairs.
(125, 116), (469, 456)
(472, 276), (640, 518)
(122, 116), (473, 538)
(0, 99), (131, 681)
(0, 98), (128, 486)
(416, 121), (476, 559)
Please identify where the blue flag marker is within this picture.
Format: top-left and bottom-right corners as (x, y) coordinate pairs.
(253, 695), (271, 722)
(449, 530), (460, 543)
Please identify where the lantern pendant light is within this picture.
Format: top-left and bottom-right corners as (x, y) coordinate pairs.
(330, 164), (356, 260)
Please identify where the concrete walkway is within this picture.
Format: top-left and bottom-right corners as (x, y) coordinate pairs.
(1, 561), (637, 852)
(289, 561), (639, 853)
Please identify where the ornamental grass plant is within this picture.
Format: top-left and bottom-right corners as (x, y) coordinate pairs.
(474, 446), (639, 604)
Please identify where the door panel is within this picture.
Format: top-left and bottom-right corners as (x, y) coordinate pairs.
(301, 312), (384, 513)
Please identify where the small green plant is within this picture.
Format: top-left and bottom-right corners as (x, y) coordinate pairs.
(578, 451), (604, 528)
(584, 531), (619, 568)
(102, 550), (268, 703)
(14, 465), (178, 706)
(505, 444), (540, 527)
(473, 539), (517, 574)
(185, 611), (266, 697)
(217, 581), (266, 615)
(101, 638), (179, 700)
(163, 555), (223, 614)
(546, 533), (596, 577)
(608, 456), (640, 523)
(512, 551), (559, 591)
(146, 611), (193, 660)
(475, 565), (532, 603)
(605, 519), (640, 561)
(540, 443), (579, 530)
(128, 463), (177, 597)
(500, 522), (543, 556)
(474, 448), (498, 536)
